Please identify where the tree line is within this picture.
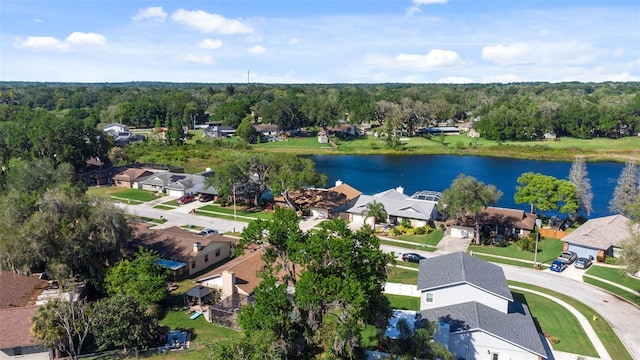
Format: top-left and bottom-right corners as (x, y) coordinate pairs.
(1, 82), (639, 142)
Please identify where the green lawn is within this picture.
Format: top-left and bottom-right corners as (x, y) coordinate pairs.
(160, 310), (240, 347)
(386, 294), (420, 311)
(386, 266), (418, 285)
(379, 239), (437, 252)
(468, 237), (563, 264)
(198, 205), (274, 220)
(586, 266), (640, 292)
(253, 136), (335, 150)
(154, 205), (175, 210)
(473, 254), (550, 269)
(511, 291), (597, 356)
(397, 261), (420, 269)
(394, 229), (445, 246)
(110, 189), (159, 202)
(509, 281), (633, 360)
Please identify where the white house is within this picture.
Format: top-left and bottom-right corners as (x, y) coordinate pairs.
(347, 188), (441, 227)
(417, 252), (547, 360)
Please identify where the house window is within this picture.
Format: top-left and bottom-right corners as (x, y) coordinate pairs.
(191, 261), (196, 269)
(204, 254), (209, 262)
(215, 249), (221, 257)
(491, 353), (499, 360)
(426, 292), (434, 303)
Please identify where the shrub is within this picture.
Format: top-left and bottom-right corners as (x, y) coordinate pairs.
(414, 226), (427, 235)
(400, 218), (411, 228)
(517, 234), (537, 252)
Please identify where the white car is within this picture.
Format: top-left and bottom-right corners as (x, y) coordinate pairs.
(197, 228), (218, 236)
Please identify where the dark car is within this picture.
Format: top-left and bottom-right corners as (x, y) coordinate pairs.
(550, 260), (567, 272)
(574, 257), (592, 270)
(198, 193), (214, 202)
(402, 253), (426, 263)
(177, 194), (195, 205)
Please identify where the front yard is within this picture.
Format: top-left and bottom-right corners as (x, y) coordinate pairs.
(468, 237), (564, 265)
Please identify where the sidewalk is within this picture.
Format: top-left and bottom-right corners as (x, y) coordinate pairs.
(511, 286), (611, 360)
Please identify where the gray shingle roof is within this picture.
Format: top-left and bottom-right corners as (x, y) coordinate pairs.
(347, 191), (438, 221)
(419, 301), (547, 358)
(562, 214), (638, 250)
(417, 252), (513, 302)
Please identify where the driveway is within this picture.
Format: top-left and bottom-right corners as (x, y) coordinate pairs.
(433, 235), (471, 255)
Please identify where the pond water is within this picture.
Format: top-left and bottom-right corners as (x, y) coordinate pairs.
(310, 154), (624, 218)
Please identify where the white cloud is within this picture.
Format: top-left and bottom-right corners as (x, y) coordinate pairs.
(437, 76), (473, 84)
(182, 54), (215, 65)
(132, 6), (167, 22)
(16, 36), (70, 51)
(407, 0), (448, 16)
(198, 39), (223, 49)
(247, 45), (266, 54)
(481, 41), (603, 66)
(288, 37), (299, 45)
(66, 32), (106, 45)
(172, 9), (253, 34)
(395, 49), (463, 70)
(34, 18), (43, 24)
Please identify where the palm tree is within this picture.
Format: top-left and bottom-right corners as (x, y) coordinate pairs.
(364, 200), (387, 226)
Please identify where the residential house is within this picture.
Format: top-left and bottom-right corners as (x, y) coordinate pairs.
(198, 248), (265, 299)
(562, 214), (638, 261)
(347, 187), (441, 227)
(0, 272), (50, 360)
(203, 124), (236, 138)
(417, 252), (547, 360)
(254, 124), (282, 139)
(102, 123), (129, 135)
(449, 207), (536, 240)
(138, 169), (213, 197)
(131, 223), (235, 279)
(421, 126), (461, 135)
(112, 168), (155, 189)
(282, 181), (362, 219)
(327, 122), (356, 138)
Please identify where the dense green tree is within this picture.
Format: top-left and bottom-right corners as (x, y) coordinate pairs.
(31, 298), (93, 360)
(104, 247), (168, 306)
(209, 99), (251, 128)
(235, 115), (259, 143)
(236, 209), (393, 359)
(438, 174), (503, 242)
(514, 172), (579, 215)
(91, 295), (161, 352)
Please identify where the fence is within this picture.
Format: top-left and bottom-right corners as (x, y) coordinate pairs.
(539, 227), (568, 239)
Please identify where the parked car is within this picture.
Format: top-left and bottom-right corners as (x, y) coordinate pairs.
(402, 253), (426, 263)
(199, 193), (214, 202)
(559, 251), (578, 264)
(550, 260), (568, 272)
(177, 194), (195, 205)
(574, 257), (592, 270)
(197, 228), (218, 236)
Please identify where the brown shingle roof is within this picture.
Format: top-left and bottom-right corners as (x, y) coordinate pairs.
(199, 249), (266, 295)
(130, 223), (236, 263)
(0, 271), (47, 309)
(477, 207), (536, 231)
(0, 306), (41, 348)
(288, 188), (347, 210)
(113, 168), (154, 182)
(330, 183), (362, 201)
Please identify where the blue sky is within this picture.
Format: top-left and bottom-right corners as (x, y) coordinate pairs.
(1, 0), (638, 83)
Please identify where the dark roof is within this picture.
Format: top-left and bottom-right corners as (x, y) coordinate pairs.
(0, 306), (42, 349)
(0, 271), (47, 309)
(417, 252), (513, 302)
(419, 301), (546, 358)
(186, 285), (213, 299)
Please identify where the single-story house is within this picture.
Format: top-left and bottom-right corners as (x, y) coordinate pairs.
(102, 123), (129, 135)
(0, 307), (50, 360)
(421, 126), (461, 135)
(562, 214), (638, 261)
(449, 207), (536, 240)
(131, 223), (235, 279)
(347, 187), (441, 228)
(138, 169), (213, 197)
(198, 248), (265, 299)
(203, 125), (236, 138)
(0, 272), (50, 360)
(112, 168), (155, 189)
(327, 123), (356, 138)
(254, 124), (281, 138)
(281, 181), (362, 219)
(417, 252), (547, 360)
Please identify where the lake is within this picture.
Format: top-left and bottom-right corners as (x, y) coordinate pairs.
(309, 155), (624, 218)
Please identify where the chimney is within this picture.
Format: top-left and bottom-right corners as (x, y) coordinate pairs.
(222, 270), (237, 299)
(193, 242), (201, 253)
(335, 179), (343, 187)
(396, 186), (404, 194)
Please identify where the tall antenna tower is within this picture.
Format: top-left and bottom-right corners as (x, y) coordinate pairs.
(247, 70), (250, 84)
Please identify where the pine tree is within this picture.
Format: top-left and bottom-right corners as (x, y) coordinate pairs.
(569, 156), (593, 216)
(609, 161), (640, 216)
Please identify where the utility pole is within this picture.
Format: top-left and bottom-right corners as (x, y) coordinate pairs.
(247, 70), (250, 85)
(233, 185), (237, 219)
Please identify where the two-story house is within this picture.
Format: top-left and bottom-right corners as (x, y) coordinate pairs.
(417, 252), (547, 360)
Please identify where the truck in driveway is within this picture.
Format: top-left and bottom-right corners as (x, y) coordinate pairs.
(558, 251), (577, 264)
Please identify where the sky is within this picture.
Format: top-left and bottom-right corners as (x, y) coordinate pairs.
(1, 0), (639, 84)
